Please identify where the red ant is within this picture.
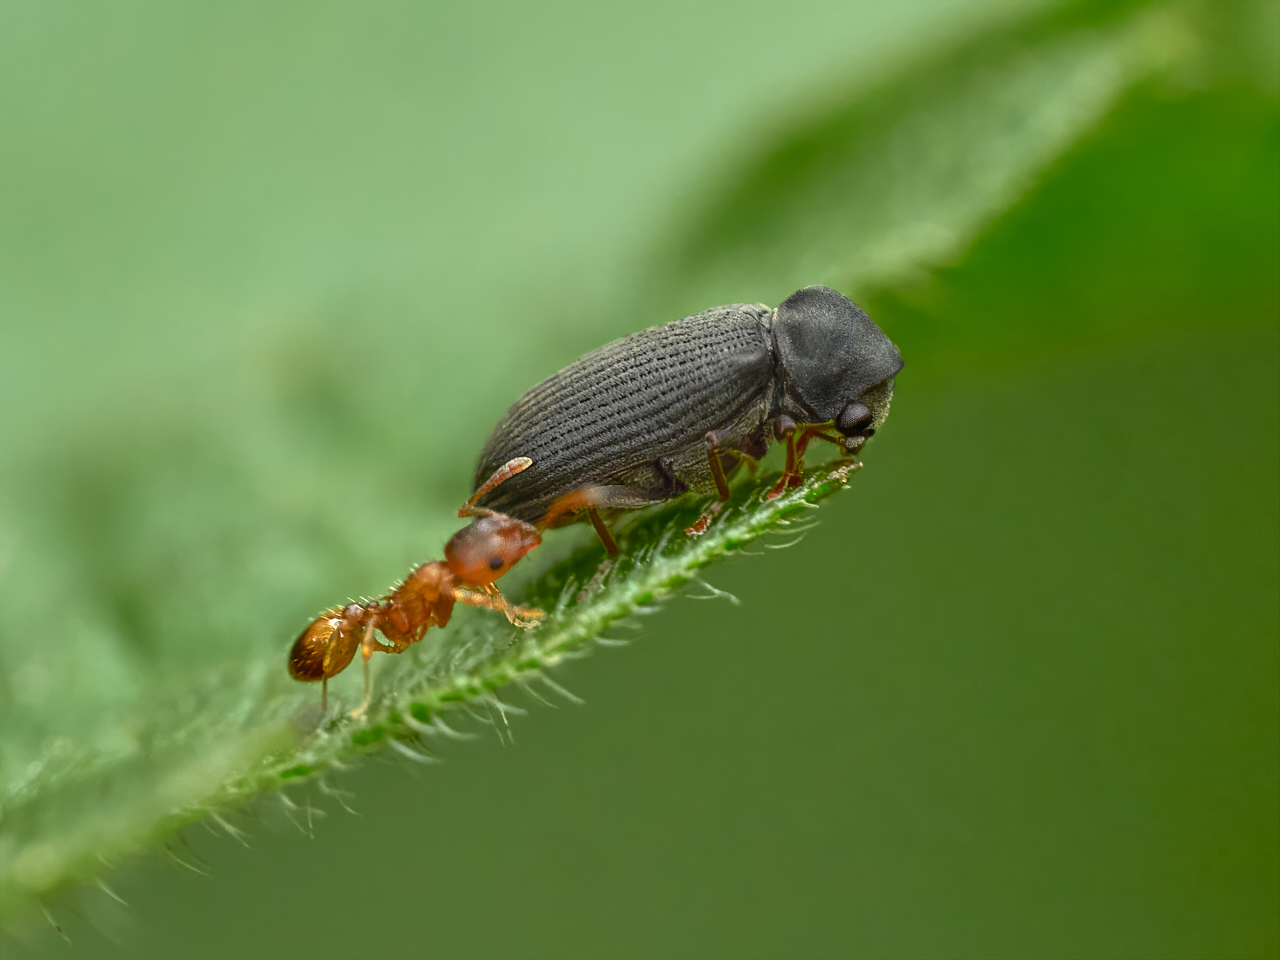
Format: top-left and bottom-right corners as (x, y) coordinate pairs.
(288, 458), (545, 712)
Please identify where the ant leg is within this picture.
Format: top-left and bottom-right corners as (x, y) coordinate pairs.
(482, 583), (546, 626)
(349, 620), (398, 718)
(460, 457), (533, 518)
(322, 678), (328, 715)
(454, 585), (545, 627)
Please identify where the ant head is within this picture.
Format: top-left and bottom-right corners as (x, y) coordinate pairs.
(445, 513), (542, 587)
(288, 609), (361, 681)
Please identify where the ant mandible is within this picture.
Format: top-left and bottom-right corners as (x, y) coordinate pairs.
(288, 457), (544, 713)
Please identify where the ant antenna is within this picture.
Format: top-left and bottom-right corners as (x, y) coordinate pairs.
(460, 457), (533, 519)
(467, 457), (532, 505)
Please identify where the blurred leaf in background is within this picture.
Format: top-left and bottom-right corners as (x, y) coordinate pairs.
(1, 1), (1277, 957)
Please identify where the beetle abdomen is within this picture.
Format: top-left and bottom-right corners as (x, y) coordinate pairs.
(473, 304), (776, 521)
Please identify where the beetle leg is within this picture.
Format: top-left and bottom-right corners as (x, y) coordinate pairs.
(684, 501), (722, 537)
(586, 507), (618, 557)
(768, 426), (798, 499)
(703, 428), (735, 502)
(539, 485), (644, 558)
(687, 434), (729, 534)
(796, 428), (845, 459)
(684, 429), (737, 537)
(789, 428), (851, 488)
(768, 425), (848, 498)
(790, 428), (826, 489)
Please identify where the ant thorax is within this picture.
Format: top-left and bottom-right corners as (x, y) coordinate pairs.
(379, 561), (457, 643)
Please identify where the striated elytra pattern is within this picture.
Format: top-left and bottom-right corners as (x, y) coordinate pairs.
(474, 304), (776, 521)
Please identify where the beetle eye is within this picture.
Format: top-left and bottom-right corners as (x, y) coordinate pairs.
(836, 402), (873, 436)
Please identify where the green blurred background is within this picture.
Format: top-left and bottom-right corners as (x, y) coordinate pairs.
(1, 1), (1276, 957)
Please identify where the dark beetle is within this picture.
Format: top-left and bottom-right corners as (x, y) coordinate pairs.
(288, 284), (901, 707)
(471, 284), (903, 555)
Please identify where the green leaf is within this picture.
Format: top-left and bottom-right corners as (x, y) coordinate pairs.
(650, 0), (1197, 309)
(0, 0), (1224, 922)
(0, 464), (858, 916)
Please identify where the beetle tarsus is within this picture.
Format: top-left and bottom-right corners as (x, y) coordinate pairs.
(684, 501), (722, 537)
(826, 459), (863, 483)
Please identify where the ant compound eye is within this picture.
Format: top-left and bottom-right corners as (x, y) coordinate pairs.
(488, 556), (504, 571)
(836, 402), (873, 437)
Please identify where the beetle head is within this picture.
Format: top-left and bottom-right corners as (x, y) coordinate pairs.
(773, 285), (903, 439)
